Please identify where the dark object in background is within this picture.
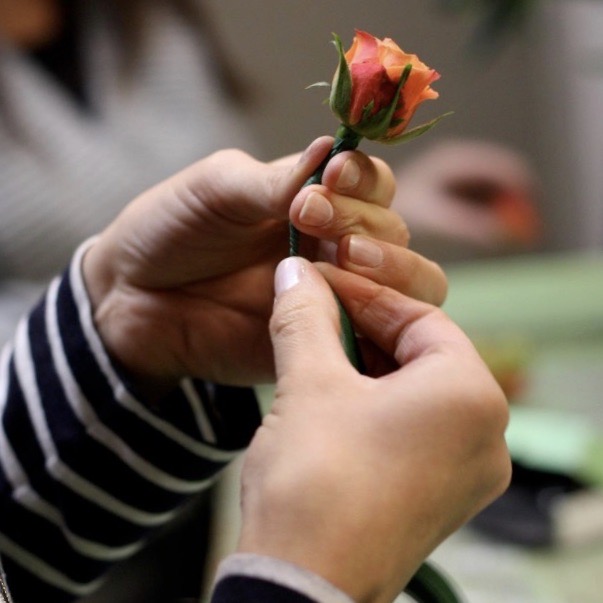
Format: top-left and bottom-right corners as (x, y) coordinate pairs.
(470, 460), (587, 548)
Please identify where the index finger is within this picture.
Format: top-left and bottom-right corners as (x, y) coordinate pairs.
(316, 262), (477, 367)
(322, 152), (396, 208)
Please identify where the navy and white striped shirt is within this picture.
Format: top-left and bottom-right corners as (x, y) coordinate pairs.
(0, 245), (261, 601)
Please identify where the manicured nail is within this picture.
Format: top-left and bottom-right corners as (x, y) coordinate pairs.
(348, 236), (384, 268)
(275, 257), (306, 296)
(336, 158), (361, 190)
(299, 192), (333, 227)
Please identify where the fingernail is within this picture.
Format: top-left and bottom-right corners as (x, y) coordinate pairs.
(275, 257), (306, 296)
(336, 158), (361, 190)
(348, 236), (383, 268)
(299, 192), (333, 227)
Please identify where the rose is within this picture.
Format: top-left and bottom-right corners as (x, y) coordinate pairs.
(329, 30), (446, 144)
(295, 29), (448, 346)
(290, 31), (459, 602)
(346, 31), (440, 134)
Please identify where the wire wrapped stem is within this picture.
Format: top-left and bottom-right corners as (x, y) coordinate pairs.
(287, 125), (463, 603)
(289, 125), (364, 371)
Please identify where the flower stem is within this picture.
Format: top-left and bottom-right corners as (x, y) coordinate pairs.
(289, 127), (464, 603)
(289, 125), (365, 372)
(289, 125), (362, 256)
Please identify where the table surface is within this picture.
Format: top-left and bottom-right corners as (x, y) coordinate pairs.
(420, 251), (603, 602)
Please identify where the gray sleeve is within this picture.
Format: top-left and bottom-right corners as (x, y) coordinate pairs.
(213, 553), (356, 603)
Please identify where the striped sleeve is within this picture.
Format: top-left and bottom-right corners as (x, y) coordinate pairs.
(211, 554), (356, 603)
(0, 242), (262, 601)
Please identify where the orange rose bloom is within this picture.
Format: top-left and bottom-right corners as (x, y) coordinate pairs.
(330, 30), (441, 143)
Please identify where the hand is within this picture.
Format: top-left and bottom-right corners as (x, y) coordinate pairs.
(82, 138), (446, 390)
(238, 257), (511, 603)
(393, 140), (541, 254)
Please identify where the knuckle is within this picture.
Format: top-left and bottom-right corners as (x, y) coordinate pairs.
(478, 441), (513, 511)
(269, 296), (313, 341)
(391, 219), (410, 247)
(467, 378), (510, 434)
(491, 448), (513, 497)
(371, 156), (397, 203)
(429, 261), (448, 305)
(183, 148), (256, 203)
(266, 165), (290, 200)
(466, 382), (512, 496)
(206, 147), (251, 168)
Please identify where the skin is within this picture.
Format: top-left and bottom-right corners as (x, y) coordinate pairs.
(239, 258), (511, 603)
(81, 138), (508, 601)
(0, 0), (62, 48)
(83, 137), (446, 395)
(0, 3), (509, 594)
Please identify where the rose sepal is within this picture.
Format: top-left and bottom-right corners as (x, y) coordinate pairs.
(330, 36), (412, 141)
(293, 30), (460, 603)
(329, 33), (352, 123)
(380, 111), (454, 145)
(346, 63), (411, 140)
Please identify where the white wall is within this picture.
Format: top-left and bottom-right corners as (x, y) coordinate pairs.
(530, 0), (603, 251)
(207, 0), (602, 252)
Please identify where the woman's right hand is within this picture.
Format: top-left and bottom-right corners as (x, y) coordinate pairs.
(238, 257), (511, 603)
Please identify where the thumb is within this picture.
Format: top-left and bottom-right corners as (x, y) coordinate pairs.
(271, 257), (350, 384)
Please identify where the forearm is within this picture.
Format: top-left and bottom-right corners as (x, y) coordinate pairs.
(0, 241), (261, 601)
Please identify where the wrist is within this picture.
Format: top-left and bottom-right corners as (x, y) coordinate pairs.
(214, 553), (356, 603)
(80, 236), (114, 318)
(235, 537), (411, 603)
(80, 238), (180, 401)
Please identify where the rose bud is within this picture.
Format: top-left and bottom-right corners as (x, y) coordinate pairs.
(330, 30), (446, 144)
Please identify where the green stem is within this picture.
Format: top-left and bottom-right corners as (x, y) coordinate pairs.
(289, 125), (364, 372)
(405, 561), (464, 603)
(289, 126), (463, 603)
(289, 125), (363, 256)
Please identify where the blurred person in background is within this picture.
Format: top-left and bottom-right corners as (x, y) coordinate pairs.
(0, 1), (253, 600)
(0, 0), (250, 284)
(394, 139), (542, 264)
